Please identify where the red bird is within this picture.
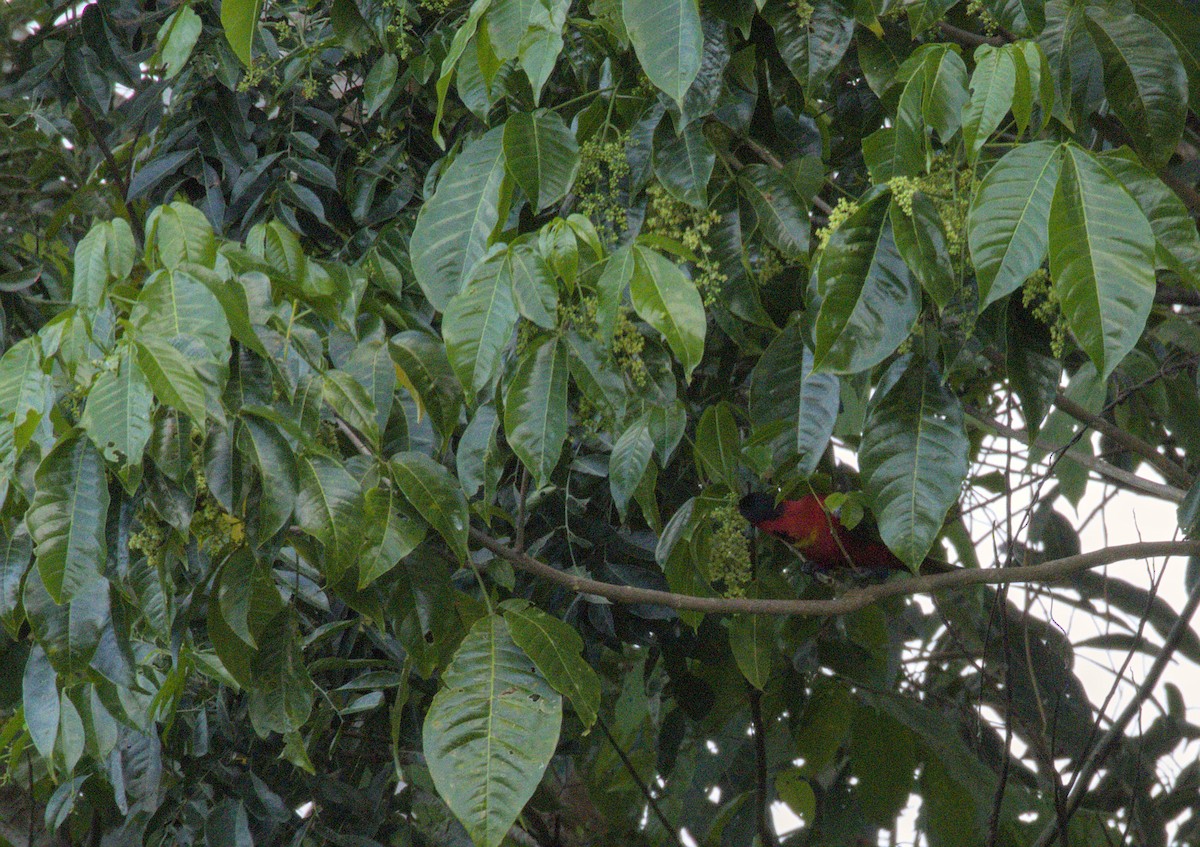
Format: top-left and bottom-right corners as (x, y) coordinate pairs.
(738, 493), (954, 575)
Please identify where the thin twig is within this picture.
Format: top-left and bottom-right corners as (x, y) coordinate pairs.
(748, 685), (779, 847)
(937, 20), (1006, 47)
(965, 410), (1187, 503)
(595, 716), (684, 846)
(470, 527), (1200, 617)
(1030, 574), (1200, 847)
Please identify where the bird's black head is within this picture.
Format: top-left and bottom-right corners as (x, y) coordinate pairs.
(738, 492), (783, 524)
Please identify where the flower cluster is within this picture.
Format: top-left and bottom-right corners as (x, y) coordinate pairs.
(642, 183), (726, 306)
(1021, 267), (1068, 357)
(613, 308), (649, 388)
(707, 498), (752, 597)
(794, 0), (815, 27)
(574, 134), (631, 245)
(815, 197), (859, 252)
(888, 156), (974, 264)
(966, 0), (1003, 35)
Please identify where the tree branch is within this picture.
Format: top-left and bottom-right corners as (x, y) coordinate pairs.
(1031, 574), (1200, 847)
(965, 410), (1188, 503)
(936, 21), (1006, 47)
(470, 528), (1200, 617)
(1051, 393), (1192, 489)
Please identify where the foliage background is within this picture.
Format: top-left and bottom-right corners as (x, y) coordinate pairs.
(3, 0), (1200, 845)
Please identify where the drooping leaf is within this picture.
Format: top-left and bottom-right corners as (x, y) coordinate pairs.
(221, 0), (263, 65)
(133, 333), (208, 429)
(890, 195), (956, 309)
(80, 346), (153, 466)
(739, 164), (810, 258)
(502, 599), (600, 729)
(296, 454), (364, 581)
(813, 189), (920, 374)
(390, 451), (470, 564)
(610, 419), (654, 520)
(694, 402), (740, 488)
(423, 615), (562, 847)
(503, 336), (568, 487)
(410, 127), (509, 312)
(652, 118), (715, 208)
(1084, 7), (1187, 170)
(25, 433), (109, 603)
(968, 140), (1062, 308)
(630, 246), (706, 380)
(442, 249), (519, 398)
(1049, 144), (1156, 379)
(962, 44), (1017, 164)
(761, 0), (855, 93)
(623, 0), (703, 106)
(860, 357), (970, 570)
(503, 110), (580, 212)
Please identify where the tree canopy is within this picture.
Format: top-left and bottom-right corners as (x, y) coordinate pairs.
(3, 0), (1200, 845)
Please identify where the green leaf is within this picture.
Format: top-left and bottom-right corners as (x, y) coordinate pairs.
(623, 0), (703, 106)
(968, 140), (1062, 308)
(23, 645), (59, 762)
(776, 769), (816, 822)
(26, 433), (109, 603)
(851, 705), (917, 825)
(72, 223), (109, 310)
(921, 46), (969, 143)
(80, 347), (153, 466)
(729, 582), (775, 690)
(0, 337), (52, 449)
(860, 357), (968, 570)
(610, 419), (654, 519)
(389, 330), (464, 441)
(442, 249), (519, 398)
(1049, 144), (1156, 379)
(813, 189), (920, 374)
(247, 609), (313, 735)
(390, 451), (470, 564)
(156, 6), (202, 79)
(0, 521), (32, 636)
(503, 336), (568, 487)
(630, 246), (706, 380)
(1098, 150), (1200, 289)
(509, 243), (558, 329)
(360, 485), (427, 588)
(748, 324), (839, 478)
(1132, 0), (1200, 109)
(432, 0), (494, 145)
(296, 454), (364, 581)
(739, 165), (810, 258)
(423, 615), (562, 847)
(694, 402), (740, 488)
(22, 568), (109, 674)
(761, 0), (854, 92)
(147, 202), (216, 269)
(890, 195), (956, 308)
(221, 0), (264, 64)
(1084, 7), (1187, 170)
(652, 118), (715, 208)
(595, 245), (635, 345)
(411, 127), (509, 311)
(364, 53), (399, 119)
(962, 44), (1017, 164)
(238, 415), (298, 540)
(503, 110), (580, 212)
(133, 334), (208, 428)
(322, 369), (381, 448)
(458, 404), (502, 499)
(502, 599), (600, 729)
(130, 269), (231, 360)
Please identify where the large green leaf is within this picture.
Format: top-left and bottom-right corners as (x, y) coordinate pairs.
(503, 336), (568, 487)
(630, 246), (706, 380)
(739, 165), (810, 258)
(1084, 7), (1186, 169)
(1132, 0), (1200, 108)
(0, 337), (52, 449)
(962, 44), (1017, 164)
(296, 454), (364, 581)
(80, 346), (153, 466)
(967, 140), (1062, 308)
(1099, 149), (1200, 288)
(21, 567), (109, 674)
(359, 485), (426, 588)
(890, 195), (956, 309)
(860, 357), (969, 570)
(442, 249), (519, 398)
(238, 415), (298, 540)
(424, 615), (561, 847)
(508, 243), (558, 329)
(247, 609), (313, 736)
(1049, 144), (1156, 379)
(610, 418), (654, 519)
(133, 333), (208, 429)
(728, 580), (779, 690)
(389, 331), (464, 441)
(390, 451), (470, 564)
(652, 118), (715, 208)
(220, 0), (263, 64)
(71, 222), (111, 310)
(132, 268), (232, 357)
(322, 369), (381, 448)
(23, 645), (59, 761)
(25, 433), (109, 603)
(410, 127), (509, 312)
(0, 521), (31, 635)
(748, 323), (839, 478)
(432, 0), (494, 145)
(502, 110), (579, 212)
(502, 599), (599, 729)
(622, 0), (703, 106)
(813, 190), (920, 374)
(761, 0), (854, 92)
(920, 46), (969, 143)
(694, 402), (740, 488)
